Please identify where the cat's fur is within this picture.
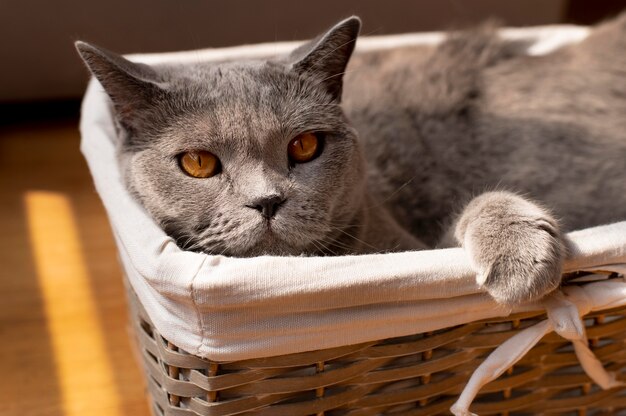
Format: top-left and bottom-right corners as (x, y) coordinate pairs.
(76, 14), (626, 304)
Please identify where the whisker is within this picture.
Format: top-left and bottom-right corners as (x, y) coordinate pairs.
(329, 226), (379, 251)
(371, 175), (418, 208)
(310, 239), (335, 256)
(316, 236), (355, 253)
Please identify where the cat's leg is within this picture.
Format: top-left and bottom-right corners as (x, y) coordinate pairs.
(448, 191), (566, 304)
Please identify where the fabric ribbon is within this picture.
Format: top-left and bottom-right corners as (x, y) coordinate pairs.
(451, 279), (626, 416)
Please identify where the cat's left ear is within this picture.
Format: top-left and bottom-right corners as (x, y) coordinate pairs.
(289, 16), (361, 102)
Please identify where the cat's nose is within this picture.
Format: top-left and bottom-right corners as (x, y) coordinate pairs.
(246, 195), (286, 219)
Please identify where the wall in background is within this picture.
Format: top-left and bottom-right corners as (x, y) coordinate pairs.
(1, 0), (569, 102)
(2, 0), (624, 103)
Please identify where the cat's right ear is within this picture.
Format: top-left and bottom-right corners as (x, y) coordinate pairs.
(75, 41), (167, 135)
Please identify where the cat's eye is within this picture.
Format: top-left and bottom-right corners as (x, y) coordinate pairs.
(288, 132), (320, 163)
(179, 151), (220, 178)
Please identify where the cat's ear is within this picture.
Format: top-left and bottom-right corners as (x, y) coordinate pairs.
(289, 16), (361, 102)
(75, 41), (167, 134)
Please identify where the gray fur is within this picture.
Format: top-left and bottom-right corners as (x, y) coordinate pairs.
(76, 14), (626, 304)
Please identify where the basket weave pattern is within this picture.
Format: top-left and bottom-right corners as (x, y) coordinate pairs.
(127, 282), (626, 415)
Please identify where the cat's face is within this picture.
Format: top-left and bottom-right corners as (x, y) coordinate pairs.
(77, 17), (366, 256)
(123, 62), (366, 256)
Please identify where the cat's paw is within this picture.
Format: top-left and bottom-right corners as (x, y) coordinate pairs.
(471, 219), (565, 304)
(455, 192), (566, 304)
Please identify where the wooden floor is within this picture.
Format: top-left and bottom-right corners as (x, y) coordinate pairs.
(0, 117), (150, 415)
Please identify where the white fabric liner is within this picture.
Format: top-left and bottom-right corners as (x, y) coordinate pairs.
(80, 25), (626, 415)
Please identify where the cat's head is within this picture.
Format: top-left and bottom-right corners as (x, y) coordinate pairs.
(77, 17), (366, 256)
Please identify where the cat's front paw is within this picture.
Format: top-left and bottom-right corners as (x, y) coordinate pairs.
(471, 219), (565, 304)
(455, 192), (566, 304)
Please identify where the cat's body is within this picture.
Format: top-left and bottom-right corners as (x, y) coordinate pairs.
(76, 14), (626, 305)
(345, 23), (626, 247)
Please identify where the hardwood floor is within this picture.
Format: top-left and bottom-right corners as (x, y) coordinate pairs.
(0, 117), (150, 415)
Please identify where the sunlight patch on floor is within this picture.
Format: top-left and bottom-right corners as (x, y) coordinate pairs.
(25, 190), (121, 416)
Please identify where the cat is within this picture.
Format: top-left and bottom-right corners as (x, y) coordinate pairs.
(76, 14), (626, 305)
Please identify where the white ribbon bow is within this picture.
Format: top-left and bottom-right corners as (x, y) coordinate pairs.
(451, 277), (626, 416)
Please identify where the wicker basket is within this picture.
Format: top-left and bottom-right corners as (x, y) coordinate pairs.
(125, 274), (626, 416)
(78, 25), (626, 416)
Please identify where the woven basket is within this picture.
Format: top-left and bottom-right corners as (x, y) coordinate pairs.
(77, 25), (626, 416)
(125, 273), (626, 416)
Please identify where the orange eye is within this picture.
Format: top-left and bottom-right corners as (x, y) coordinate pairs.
(179, 151), (220, 178)
(288, 132), (320, 163)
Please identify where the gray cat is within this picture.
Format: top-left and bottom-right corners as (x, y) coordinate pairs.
(76, 14), (626, 305)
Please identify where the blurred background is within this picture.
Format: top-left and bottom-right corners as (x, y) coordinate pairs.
(0, 1), (624, 416)
(1, 0), (625, 109)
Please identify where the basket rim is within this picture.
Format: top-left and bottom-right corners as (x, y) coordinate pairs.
(80, 24), (626, 361)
